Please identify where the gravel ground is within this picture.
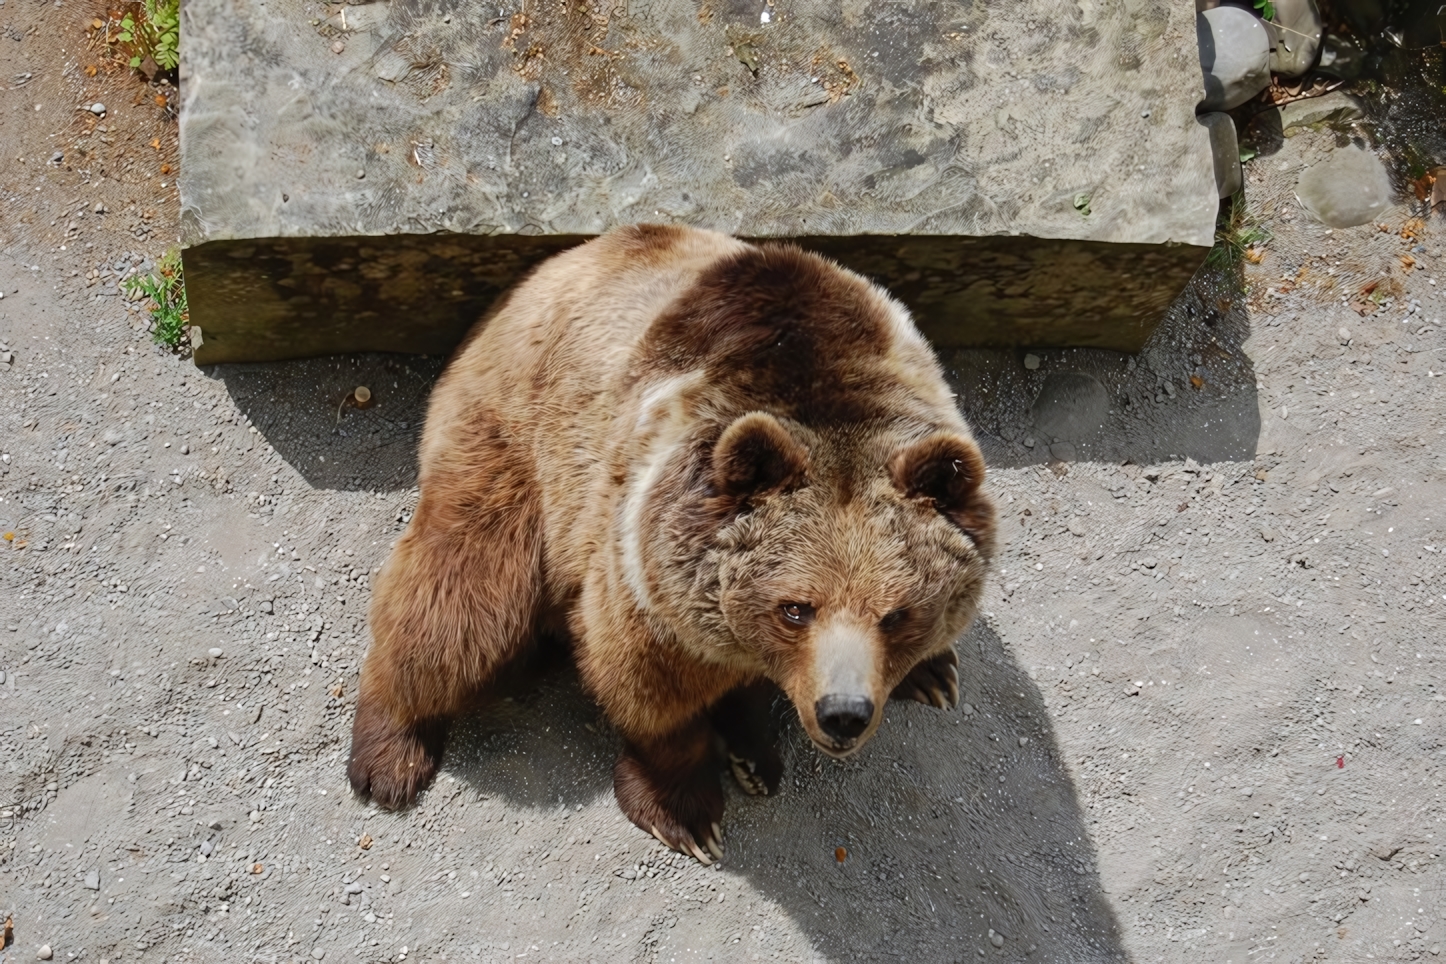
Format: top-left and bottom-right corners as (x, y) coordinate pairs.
(2, 4), (1444, 963)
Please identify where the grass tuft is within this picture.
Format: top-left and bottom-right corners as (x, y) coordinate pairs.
(1206, 192), (1271, 269)
(124, 248), (189, 349)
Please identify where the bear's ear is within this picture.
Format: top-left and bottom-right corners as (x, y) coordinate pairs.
(713, 412), (810, 501)
(889, 432), (989, 532)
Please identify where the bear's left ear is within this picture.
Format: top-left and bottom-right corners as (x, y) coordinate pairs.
(713, 412), (810, 501)
(889, 432), (991, 537)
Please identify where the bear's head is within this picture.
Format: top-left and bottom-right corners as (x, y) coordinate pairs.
(707, 410), (995, 757)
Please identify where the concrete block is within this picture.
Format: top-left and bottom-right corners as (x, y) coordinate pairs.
(179, 0), (1218, 363)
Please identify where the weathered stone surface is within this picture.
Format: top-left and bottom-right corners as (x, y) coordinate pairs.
(1198, 112), (1241, 198)
(1197, 7), (1271, 111)
(1279, 91), (1365, 131)
(180, 0), (1217, 363)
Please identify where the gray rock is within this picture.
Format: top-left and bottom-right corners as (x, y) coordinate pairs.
(1266, 0), (1322, 78)
(1023, 354), (1042, 371)
(87, 102), (105, 114)
(1316, 34), (1366, 80)
(1198, 112), (1241, 198)
(84, 870), (100, 890)
(1296, 146), (1394, 228)
(1280, 91), (1364, 132)
(1031, 372), (1111, 443)
(1197, 7), (1271, 111)
(37, 946), (53, 961)
(179, 0), (1218, 362)
(1049, 441), (1078, 462)
(208, 647), (223, 658)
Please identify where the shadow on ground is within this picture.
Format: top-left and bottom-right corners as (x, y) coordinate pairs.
(951, 264), (1262, 470)
(437, 620), (1126, 963)
(205, 352), (446, 492)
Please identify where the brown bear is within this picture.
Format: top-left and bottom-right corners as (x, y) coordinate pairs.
(347, 224), (996, 864)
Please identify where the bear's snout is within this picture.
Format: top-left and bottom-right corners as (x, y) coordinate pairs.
(814, 694), (874, 746)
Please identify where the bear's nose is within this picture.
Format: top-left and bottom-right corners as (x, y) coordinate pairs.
(814, 694), (874, 743)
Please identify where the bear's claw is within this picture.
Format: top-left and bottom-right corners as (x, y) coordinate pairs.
(346, 700), (447, 810)
(891, 648), (960, 710)
(728, 752), (772, 796)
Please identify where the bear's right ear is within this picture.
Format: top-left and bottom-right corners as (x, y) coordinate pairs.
(712, 412), (810, 501)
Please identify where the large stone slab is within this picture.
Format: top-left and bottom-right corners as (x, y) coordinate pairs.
(179, 0), (1218, 364)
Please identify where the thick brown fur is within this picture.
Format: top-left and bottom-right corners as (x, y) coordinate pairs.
(348, 225), (997, 863)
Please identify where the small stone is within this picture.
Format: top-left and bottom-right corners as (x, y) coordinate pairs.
(1126, 682), (1141, 696)
(356, 169), (366, 179)
(1048, 441), (1077, 462)
(250, 810), (262, 823)
(1017, 736), (1030, 746)
(989, 929), (1005, 948)
(208, 647), (223, 658)
(0, 671), (6, 685)
(1023, 353), (1041, 370)
(208, 819), (223, 830)
(1337, 326), (1352, 345)
(88, 102), (106, 114)
(960, 702), (975, 716)
(180, 443), (189, 454)
(312, 950), (326, 960)
(352, 385), (373, 408)
(331, 40), (345, 53)
(1140, 556), (1159, 569)
(1260, 527), (1276, 542)
(1240, 787), (1254, 797)
(1197, 7), (1271, 111)
(84, 870), (100, 890)
(259, 599), (274, 613)
(1021, 437), (1036, 449)
(1067, 519), (1086, 536)
(38, 946), (53, 961)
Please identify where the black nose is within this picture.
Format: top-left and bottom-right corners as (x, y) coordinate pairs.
(814, 695), (874, 743)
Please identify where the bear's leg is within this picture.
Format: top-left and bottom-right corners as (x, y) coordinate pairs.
(613, 719), (725, 865)
(348, 457), (542, 809)
(890, 647), (959, 709)
(711, 681), (783, 797)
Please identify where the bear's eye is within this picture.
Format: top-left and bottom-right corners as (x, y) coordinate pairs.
(779, 602), (815, 627)
(879, 609), (908, 632)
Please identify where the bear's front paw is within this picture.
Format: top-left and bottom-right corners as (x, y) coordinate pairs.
(346, 699), (448, 810)
(614, 750), (725, 866)
(890, 648), (959, 710)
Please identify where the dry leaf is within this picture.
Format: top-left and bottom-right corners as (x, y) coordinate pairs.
(1401, 254), (1416, 270)
(91, 17), (104, 28)
(1378, 223), (1392, 233)
(150, 137), (161, 149)
(834, 846), (847, 863)
(84, 64), (98, 77)
(1432, 168), (1446, 215)
(1359, 279), (1379, 296)
(1189, 374), (1205, 389)
(1244, 247), (1264, 264)
(330, 684), (343, 698)
(160, 163), (171, 174)
(154, 94), (167, 107)
(251, 863), (264, 874)
(2, 532), (12, 542)
(1401, 217), (1425, 240)
(358, 833), (373, 850)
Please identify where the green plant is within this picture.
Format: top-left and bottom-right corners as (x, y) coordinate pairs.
(117, 0), (180, 72)
(1253, 0), (1277, 21)
(1072, 192), (1092, 217)
(1206, 192), (1272, 269)
(124, 249), (189, 348)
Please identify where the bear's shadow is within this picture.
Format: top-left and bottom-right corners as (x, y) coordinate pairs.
(438, 620), (1126, 963)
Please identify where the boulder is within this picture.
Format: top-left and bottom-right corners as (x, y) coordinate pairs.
(1267, 0), (1323, 78)
(1279, 91), (1365, 132)
(1198, 112), (1242, 198)
(180, 0), (1220, 362)
(1295, 145), (1394, 228)
(1197, 7), (1272, 111)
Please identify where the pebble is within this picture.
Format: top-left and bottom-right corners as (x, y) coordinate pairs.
(1141, 556), (1159, 569)
(331, 40), (345, 53)
(960, 702), (975, 716)
(250, 810), (262, 823)
(989, 929), (1005, 948)
(87, 102), (106, 114)
(1198, 111), (1241, 198)
(84, 870), (99, 890)
(180, 443), (189, 454)
(38, 946), (53, 961)
(312, 950), (326, 960)
(0, 671), (6, 685)
(208, 647), (223, 658)
(1337, 326), (1352, 345)
(1018, 736), (1030, 746)
(1260, 527), (1276, 542)
(1023, 354), (1041, 370)
(1067, 518), (1087, 536)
